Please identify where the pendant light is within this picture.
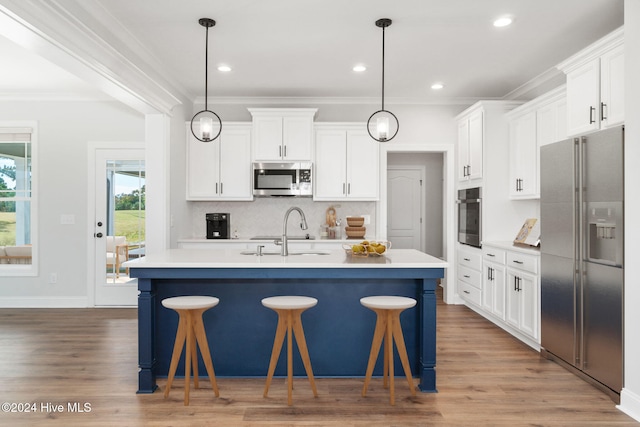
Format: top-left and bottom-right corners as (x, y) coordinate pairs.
(190, 18), (222, 142)
(367, 18), (399, 142)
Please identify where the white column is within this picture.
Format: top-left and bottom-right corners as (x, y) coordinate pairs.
(619, 0), (640, 421)
(144, 114), (171, 254)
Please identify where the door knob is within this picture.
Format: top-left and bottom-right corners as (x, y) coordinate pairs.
(95, 232), (103, 238)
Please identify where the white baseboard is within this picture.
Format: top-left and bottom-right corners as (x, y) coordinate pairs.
(0, 296), (88, 308)
(618, 388), (640, 422)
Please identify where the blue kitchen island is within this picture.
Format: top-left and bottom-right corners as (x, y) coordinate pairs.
(126, 248), (447, 394)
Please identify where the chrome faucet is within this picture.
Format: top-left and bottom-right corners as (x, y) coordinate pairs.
(276, 207), (308, 256)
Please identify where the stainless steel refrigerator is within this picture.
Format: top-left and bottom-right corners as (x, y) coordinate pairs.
(540, 125), (624, 396)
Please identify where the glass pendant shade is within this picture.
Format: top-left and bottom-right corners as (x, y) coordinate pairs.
(367, 109), (398, 142)
(190, 109), (221, 142)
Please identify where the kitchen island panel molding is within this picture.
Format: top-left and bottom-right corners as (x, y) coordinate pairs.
(129, 250), (445, 395)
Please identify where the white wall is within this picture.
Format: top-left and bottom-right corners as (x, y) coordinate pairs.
(0, 100), (144, 306)
(172, 102), (461, 243)
(620, 0), (640, 421)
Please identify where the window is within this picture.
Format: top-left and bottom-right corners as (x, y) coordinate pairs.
(0, 125), (36, 275)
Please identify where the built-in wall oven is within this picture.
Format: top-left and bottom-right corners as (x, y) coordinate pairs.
(457, 187), (482, 248)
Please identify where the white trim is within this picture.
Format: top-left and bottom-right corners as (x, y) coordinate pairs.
(618, 388), (640, 422)
(557, 26), (624, 73)
(0, 296), (88, 308)
(379, 143), (455, 304)
(206, 95), (490, 107)
(0, 1), (185, 114)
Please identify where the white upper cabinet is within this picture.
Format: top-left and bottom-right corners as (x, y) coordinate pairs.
(509, 111), (537, 198)
(186, 122), (252, 201)
(248, 108), (316, 161)
(457, 108), (483, 182)
(506, 86), (566, 200)
(558, 27), (623, 137)
(314, 124), (379, 201)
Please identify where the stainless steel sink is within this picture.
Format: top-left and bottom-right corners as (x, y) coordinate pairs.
(240, 250), (330, 256)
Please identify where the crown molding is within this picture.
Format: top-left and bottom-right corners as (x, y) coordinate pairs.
(196, 95), (484, 107)
(557, 26), (624, 73)
(0, 91), (115, 102)
(0, 0), (187, 115)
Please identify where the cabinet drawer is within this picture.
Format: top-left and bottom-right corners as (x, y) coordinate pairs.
(483, 247), (506, 264)
(507, 251), (538, 274)
(458, 248), (482, 271)
(458, 265), (481, 289)
(459, 280), (481, 306)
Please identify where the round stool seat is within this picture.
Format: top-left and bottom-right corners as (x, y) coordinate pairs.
(360, 296), (416, 310)
(162, 296), (219, 311)
(262, 295), (317, 310)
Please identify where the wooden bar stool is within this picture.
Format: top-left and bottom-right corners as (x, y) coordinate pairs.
(262, 295), (319, 406)
(361, 295), (417, 405)
(162, 296), (220, 405)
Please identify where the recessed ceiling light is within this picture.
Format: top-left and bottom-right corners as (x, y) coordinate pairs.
(431, 83), (444, 90)
(493, 16), (513, 27)
(217, 65), (232, 72)
(353, 65), (367, 72)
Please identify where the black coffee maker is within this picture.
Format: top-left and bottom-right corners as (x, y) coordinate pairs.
(206, 213), (230, 239)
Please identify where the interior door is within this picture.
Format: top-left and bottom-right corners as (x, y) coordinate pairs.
(92, 147), (145, 306)
(387, 167), (423, 250)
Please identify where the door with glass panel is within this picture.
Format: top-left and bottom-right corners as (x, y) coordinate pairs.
(93, 148), (144, 306)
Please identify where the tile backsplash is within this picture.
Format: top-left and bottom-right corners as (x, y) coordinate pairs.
(187, 198), (376, 239)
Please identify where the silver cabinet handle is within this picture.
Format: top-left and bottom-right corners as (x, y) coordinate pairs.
(279, 146), (282, 157)
(589, 106), (596, 124)
(347, 183), (351, 194)
(215, 182), (218, 194)
(463, 257), (471, 261)
(463, 275), (471, 279)
(512, 260), (524, 265)
(463, 290), (470, 294)
(601, 102), (607, 121)
(220, 182), (223, 194)
(342, 183), (346, 195)
(284, 145), (287, 157)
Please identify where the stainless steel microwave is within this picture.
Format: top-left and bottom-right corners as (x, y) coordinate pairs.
(252, 162), (312, 197)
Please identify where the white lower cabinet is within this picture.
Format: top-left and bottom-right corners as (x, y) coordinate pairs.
(467, 243), (540, 349)
(506, 269), (538, 339)
(457, 246), (482, 306)
(482, 258), (506, 320)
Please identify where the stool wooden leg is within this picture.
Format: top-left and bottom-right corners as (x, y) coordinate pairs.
(383, 313), (390, 390)
(184, 311), (193, 406)
(292, 309), (318, 398)
(164, 311), (188, 399)
(189, 313), (199, 390)
(391, 311), (416, 397)
(286, 311), (294, 406)
(362, 310), (387, 397)
(192, 309), (220, 397)
(264, 311), (287, 398)
(386, 310), (396, 405)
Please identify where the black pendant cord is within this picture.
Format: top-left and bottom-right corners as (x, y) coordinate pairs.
(204, 24), (209, 111)
(381, 24), (385, 111)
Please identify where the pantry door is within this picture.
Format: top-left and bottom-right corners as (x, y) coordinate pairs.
(387, 167), (424, 251)
(90, 145), (145, 306)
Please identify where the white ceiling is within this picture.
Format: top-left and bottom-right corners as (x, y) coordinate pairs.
(0, 0), (625, 104)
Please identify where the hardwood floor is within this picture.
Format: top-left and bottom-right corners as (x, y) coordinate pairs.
(0, 290), (637, 426)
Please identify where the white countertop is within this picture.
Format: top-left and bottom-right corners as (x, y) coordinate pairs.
(178, 237), (369, 244)
(124, 248), (448, 269)
(482, 240), (541, 256)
